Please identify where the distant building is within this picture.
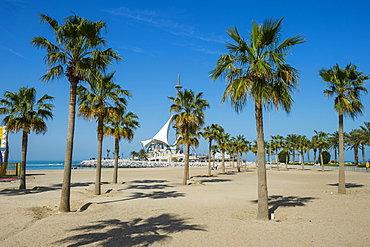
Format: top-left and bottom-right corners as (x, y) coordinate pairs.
(140, 116), (185, 162)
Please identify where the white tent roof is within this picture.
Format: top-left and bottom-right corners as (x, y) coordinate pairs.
(141, 116), (173, 148)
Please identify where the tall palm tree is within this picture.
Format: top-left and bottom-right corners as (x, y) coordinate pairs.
(217, 132), (230, 173)
(104, 111), (139, 183)
(78, 72), (130, 195)
(202, 124), (224, 176)
(210, 18), (304, 220)
(0, 87), (54, 189)
(31, 14), (121, 212)
(320, 63), (369, 194)
(169, 89), (209, 185)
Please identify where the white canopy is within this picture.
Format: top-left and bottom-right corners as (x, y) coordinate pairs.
(141, 116), (173, 148)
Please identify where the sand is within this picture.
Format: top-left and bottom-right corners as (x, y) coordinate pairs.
(0, 165), (369, 247)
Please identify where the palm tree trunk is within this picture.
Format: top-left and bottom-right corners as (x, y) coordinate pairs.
(307, 151), (311, 163)
(237, 152), (241, 172)
(338, 113), (346, 194)
(4, 130), (9, 163)
(59, 79), (78, 212)
(208, 139), (212, 176)
(19, 130), (28, 190)
(113, 137), (119, 184)
(301, 151), (305, 170)
(255, 102), (268, 220)
(95, 118), (104, 195)
(320, 149), (325, 172)
(361, 144), (366, 165)
(183, 143), (190, 185)
(222, 151), (225, 173)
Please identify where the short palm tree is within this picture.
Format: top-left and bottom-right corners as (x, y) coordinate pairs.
(359, 122), (370, 163)
(0, 87), (54, 189)
(345, 129), (362, 165)
(312, 130), (330, 171)
(169, 89), (209, 185)
(210, 17), (304, 220)
(296, 135), (310, 170)
(320, 63), (369, 194)
(202, 124), (224, 176)
(31, 14), (121, 212)
(271, 135), (284, 164)
(217, 132), (230, 173)
(104, 111), (139, 183)
(328, 131), (340, 163)
(78, 72), (131, 195)
(285, 134), (300, 165)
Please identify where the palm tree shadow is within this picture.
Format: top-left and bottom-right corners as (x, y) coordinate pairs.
(252, 195), (316, 214)
(98, 191), (185, 205)
(327, 183), (364, 188)
(54, 213), (206, 246)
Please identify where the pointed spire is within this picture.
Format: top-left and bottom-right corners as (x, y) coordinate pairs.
(175, 73), (182, 90)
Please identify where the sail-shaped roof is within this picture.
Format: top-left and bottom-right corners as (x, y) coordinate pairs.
(141, 116), (173, 148)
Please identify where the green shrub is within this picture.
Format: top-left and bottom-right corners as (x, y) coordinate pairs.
(278, 151), (289, 163)
(321, 150), (331, 164)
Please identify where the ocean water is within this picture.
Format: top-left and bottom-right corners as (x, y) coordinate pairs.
(7, 160), (87, 170)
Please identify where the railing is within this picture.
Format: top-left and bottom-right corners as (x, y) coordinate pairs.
(0, 162), (21, 179)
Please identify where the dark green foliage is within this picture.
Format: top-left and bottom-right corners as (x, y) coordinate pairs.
(278, 151), (289, 163)
(322, 151), (331, 164)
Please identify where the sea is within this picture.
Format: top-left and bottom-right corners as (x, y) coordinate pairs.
(7, 160), (90, 170)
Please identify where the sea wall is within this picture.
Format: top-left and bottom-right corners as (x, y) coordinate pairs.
(76, 159), (209, 168)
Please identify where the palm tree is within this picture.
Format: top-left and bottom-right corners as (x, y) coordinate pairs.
(104, 111), (139, 183)
(130, 151), (139, 160)
(210, 18), (304, 220)
(271, 135), (284, 164)
(0, 87), (54, 189)
(217, 132), (230, 173)
(169, 89), (209, 185)
(285, 134), (300, 165)
(78, 72), (130, 195)
(359, 122), (370, 163)
(138, 149), (148, 160)
(346, 129), (362, 165)
(328, 131), (340, 163)
(280, 138), (292, 170)
(233, 135), (246, 172)
(312, 130), (330, 171)
(31, 14), (121, 212)
(320, 63), (369, 194)
(202, 124), (224, 176)
(296, 135), (310, 170)
(242, 139), (251, 168)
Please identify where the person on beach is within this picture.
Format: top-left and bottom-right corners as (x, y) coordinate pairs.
(366, 161), (369, 172)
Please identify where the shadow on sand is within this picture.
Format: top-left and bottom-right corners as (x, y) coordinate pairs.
(97, 191), (185, 205)
(54, 213), (206, 246)
(0, 182), (93, 196)
(327, 183), (364, 188)
(252, 195), (316, 214)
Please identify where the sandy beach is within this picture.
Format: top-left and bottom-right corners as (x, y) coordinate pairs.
(0, 165), (369, 246)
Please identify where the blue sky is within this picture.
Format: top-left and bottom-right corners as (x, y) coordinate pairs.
(1, 0), (370, 162)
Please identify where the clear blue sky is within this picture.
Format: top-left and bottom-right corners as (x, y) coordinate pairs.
(1, 0), (370, 162)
